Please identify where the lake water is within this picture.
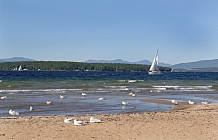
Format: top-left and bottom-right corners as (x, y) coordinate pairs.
(0, 71), (218, 117)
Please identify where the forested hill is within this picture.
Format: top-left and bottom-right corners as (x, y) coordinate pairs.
(0, 61), (171, 71)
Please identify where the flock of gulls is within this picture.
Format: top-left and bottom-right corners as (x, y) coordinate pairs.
(1, 92), (103, 126)
(0, 92), (134, 118)
(64, 116), (101, 126)
(170, 99), (210, 105)
(0, 90), (211, 122)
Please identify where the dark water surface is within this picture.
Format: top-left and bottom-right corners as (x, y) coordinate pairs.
(0, 71), (218, 117)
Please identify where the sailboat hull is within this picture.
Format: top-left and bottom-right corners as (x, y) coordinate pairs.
(148, 70), (161, 75)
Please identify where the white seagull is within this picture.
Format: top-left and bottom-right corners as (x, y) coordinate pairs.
(0, 96), (6, 100)
(121, 101), (128, 106)
(90, 117), (101, 123)
(46, 101), (53, 105)
(201, 101), (210, 105)
(73, 119), (87, 126)
(9, 109), (19, 116)
(82, 93), (87, 96)
(60, 95), (65, 99)
(188, 100), (195, 105)
(130, 93), (136, 97)
(29, 106), (34, 111)
(171, 100), (178, 105)
(99, 97), (105, 101)
(64, 118), (73, 123)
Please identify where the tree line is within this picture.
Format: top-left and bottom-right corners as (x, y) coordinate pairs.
(0, 61), (172, 71)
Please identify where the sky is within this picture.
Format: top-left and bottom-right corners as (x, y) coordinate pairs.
(0, 0), (218, 64)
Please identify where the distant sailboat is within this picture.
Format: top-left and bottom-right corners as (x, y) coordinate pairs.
(18, 66), (22, 71)
(148, 50), (161, 75)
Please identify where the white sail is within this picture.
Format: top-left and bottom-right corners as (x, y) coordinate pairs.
(148, 50), (160, 75)
(18, 66), (22, 71)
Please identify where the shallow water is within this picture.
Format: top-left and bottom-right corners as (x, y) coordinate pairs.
(0, 71), (218, 117)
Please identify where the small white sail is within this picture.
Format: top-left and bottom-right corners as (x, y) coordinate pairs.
(148, 50), (161, 75)
(18, 66), (22, 71)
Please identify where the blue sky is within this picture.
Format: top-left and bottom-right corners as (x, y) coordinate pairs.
(0, 0), (218, 64)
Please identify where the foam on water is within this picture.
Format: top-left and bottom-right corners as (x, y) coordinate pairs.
(152, 85), (214, 91)
(0, 88), (83, 93)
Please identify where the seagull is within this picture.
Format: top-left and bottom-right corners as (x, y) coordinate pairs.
(121, 101), (128, 106)
(0, 96), (6, 100)
(171, 100), (178, 105)
(82, 93), (87, 96)
(129, 92), (133, 96)
(73, 119), (87, 126)
(29, 106), (34, 111)
(90, 117), (101, 123)
(9, 109), (19, 116)
(99, 97), (105, 101)
(201, 101), (210, 105)
(64, 118), (73, 123)
(188, 100), (195, 105)
(156, 90), (161, 93)
(46, 101), (53, 105)
(131, 93), (136, 97)
(60, 95), (65, 99)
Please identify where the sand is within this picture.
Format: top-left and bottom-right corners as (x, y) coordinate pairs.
(0, 101), (218, 140)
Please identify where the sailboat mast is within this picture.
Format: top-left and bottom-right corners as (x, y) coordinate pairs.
(156, 49), (159, 68)
(156, 49), (158, 59)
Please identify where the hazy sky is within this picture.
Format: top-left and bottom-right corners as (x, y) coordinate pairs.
(0, 0), (218, 64)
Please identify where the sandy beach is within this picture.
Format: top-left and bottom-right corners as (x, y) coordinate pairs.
(0, 101), (218, 140)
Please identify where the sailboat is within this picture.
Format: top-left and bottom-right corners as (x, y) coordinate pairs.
(148, 50), (161, 75)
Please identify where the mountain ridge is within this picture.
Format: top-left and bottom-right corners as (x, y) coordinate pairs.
(1, 57), (218, 69)
(85, 59), (170, 67)
(0, 57), (35, 62)
(171, 59), (218, 69)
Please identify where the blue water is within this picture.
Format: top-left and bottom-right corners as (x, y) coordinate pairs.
(0, 71), (218, 117)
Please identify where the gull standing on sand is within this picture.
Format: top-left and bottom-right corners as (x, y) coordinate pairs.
(9, 109), (19, 116)
(64, 118), (73, 123)
(0, 96), (6, 100)
(73, 119), (87, 126)
(90, 117), (101, 123)
(188, 100), (195, 105)
(171, 100), (178, 105)
(201, 101), (210, 105)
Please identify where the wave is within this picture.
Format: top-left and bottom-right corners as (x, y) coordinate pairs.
(152, 85), (214, 91)
(118, 80), (144, 83)
(0, 85), (215, 94)
(0, 88), (83, 93)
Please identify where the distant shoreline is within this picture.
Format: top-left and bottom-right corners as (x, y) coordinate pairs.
(0, 61), (172, 71)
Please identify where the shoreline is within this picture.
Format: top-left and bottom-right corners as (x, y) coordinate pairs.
(1, 100), (218, 140)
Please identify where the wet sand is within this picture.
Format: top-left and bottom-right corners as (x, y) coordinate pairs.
(0, 101), (218, 140)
